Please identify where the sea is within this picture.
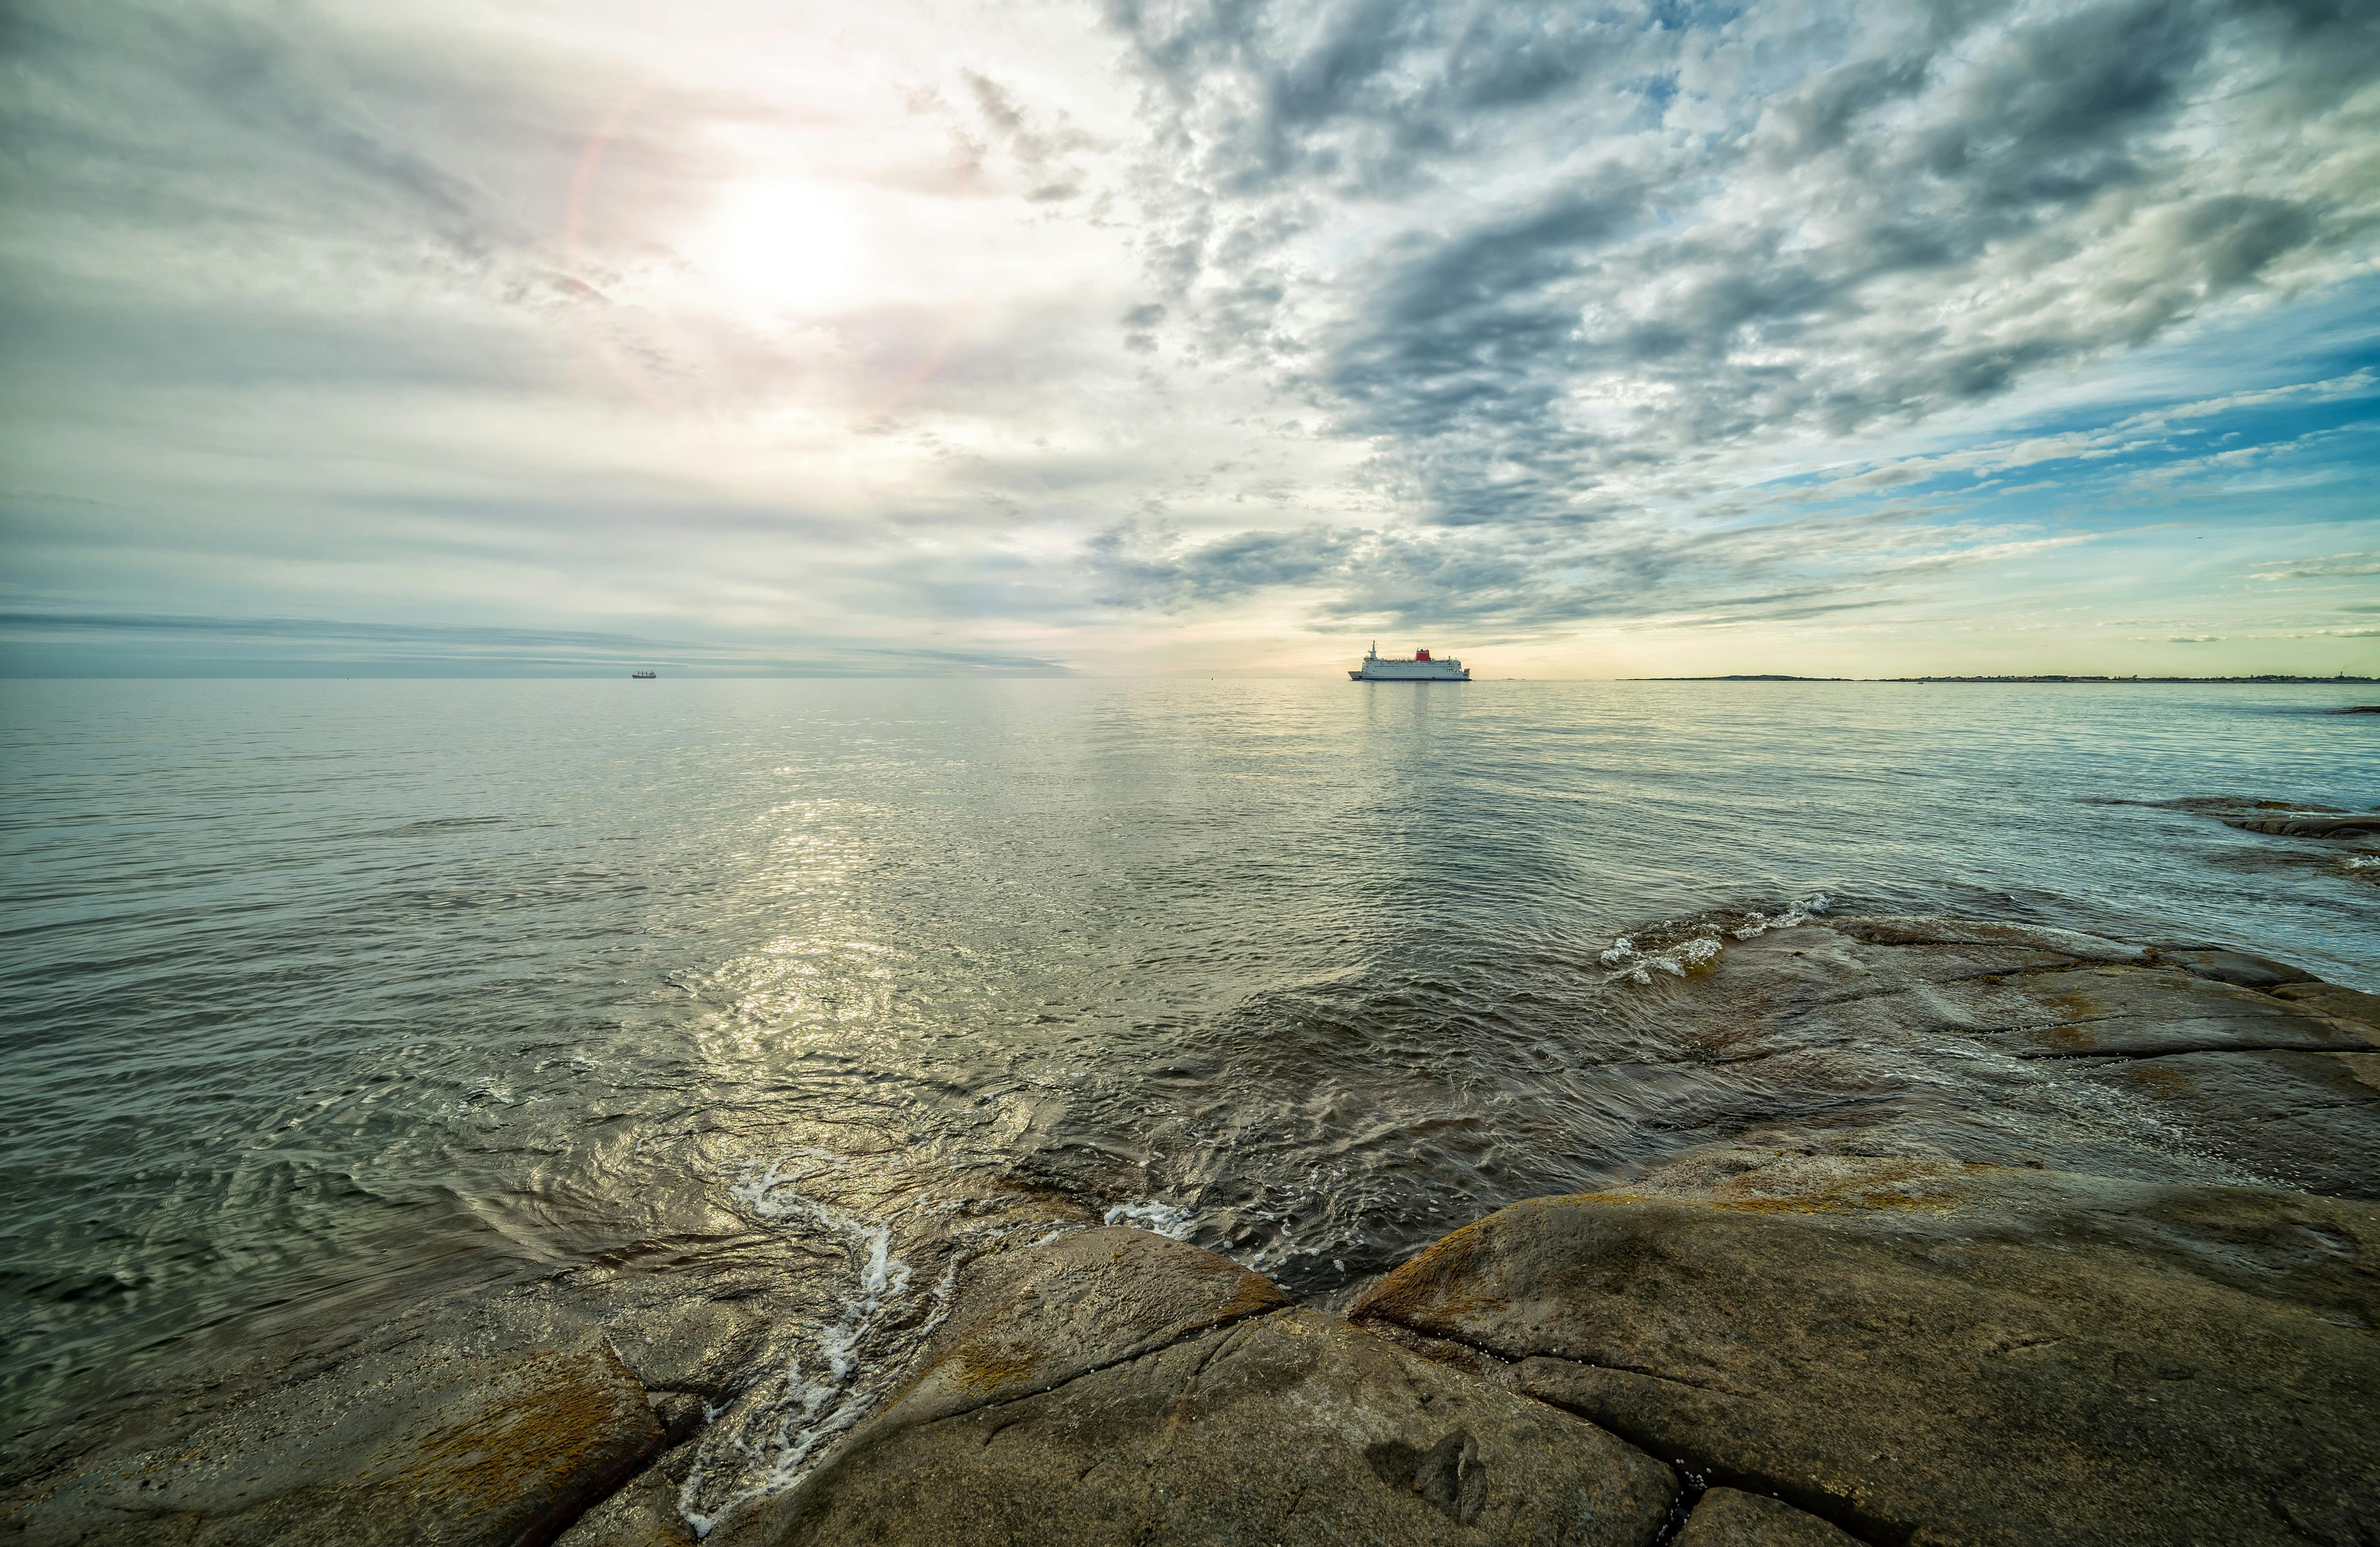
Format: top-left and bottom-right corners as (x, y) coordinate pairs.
(2, 677), (2373, 1512)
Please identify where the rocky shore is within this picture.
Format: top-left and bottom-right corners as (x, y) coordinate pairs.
(8, 916), (2377, 1547)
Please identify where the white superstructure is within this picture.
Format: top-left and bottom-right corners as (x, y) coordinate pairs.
(1349, 642), (1470, 681)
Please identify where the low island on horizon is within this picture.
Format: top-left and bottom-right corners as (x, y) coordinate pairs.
(1630, 673), (2380, 684)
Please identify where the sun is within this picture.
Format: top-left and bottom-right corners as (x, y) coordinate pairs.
(699, 182), (857, 309)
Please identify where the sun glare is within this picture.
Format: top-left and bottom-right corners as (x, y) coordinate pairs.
(701, 182), (857, 308)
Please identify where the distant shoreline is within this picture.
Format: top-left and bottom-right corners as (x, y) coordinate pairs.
(1629, 674), (2380, 684)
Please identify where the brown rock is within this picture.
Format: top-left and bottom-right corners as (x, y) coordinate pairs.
(9, 1336), (664, 1547)
(757, 1229), (1678, 1547)
(862, 1225), (1288, 1429)
(2271, 980), (2380, 1040)
(1352, 1157), (2380, 1547)
(1657, 917), (2380, 1200)
(1968, 963), (2368, 1059)
(1672, 1488), (1860, 1547)
(2069, 1048), (2380, 1197)
(2153, 947), (2317, 989)
(554, 1466), (697, 1547)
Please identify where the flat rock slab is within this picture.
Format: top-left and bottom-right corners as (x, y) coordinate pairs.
(762, 1229), (1678, 1547)
(866, 1224), (1290, 1429)
(1352, 1157), (2380, 1547)
(2070, 1049), (2380, 1198)
(1666, 917), (2380, 1198)
(1674, 1489), (1859, 1547)
(9, 1336), (664, 1547)
(2272, 980), (2380, 1037)
(553, 1466), (697, 1547)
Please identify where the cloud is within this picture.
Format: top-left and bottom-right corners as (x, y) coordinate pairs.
(2251, 551), (2380, 581)
(1118, 0), (2378, 535)
(0, 610), (1068, 676)
(0, 0), (2374, 674)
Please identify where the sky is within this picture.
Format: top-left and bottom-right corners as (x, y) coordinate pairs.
(1, 0), (2376, 678)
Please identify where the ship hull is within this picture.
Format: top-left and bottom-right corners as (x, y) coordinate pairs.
(1349, 645), (1469, 680)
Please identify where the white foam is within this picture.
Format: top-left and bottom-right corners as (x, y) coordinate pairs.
(1101, 1200), (1195, 1239)
(1729, 892), (1832, 939)
(681, 1155), (918, 1537)
(1600, 895), (1831, 984)
(1599, 931), (1721, 984)
(679, 1159), (1088, 1537)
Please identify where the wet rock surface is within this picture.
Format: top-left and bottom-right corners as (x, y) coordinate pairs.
(2221, 810), (2380, 838)
(552, 1465), (699, 1547)
(8, 914), (2377, 1547)
(1351, 1154), (2380, 1547)
(6, 1334), (665, 1547)
(2124, 797), (2380, 888)
(1673, 1488), (1862, 1547)
(748, 1229), (1678, 1547)
(1657, 916), (2380, 1199)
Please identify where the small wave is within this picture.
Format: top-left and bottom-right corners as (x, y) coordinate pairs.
(680, 1154), (926, 1536)
(679, 1154), (1090, 1536)
(1600, 894), (1831, 985)
(1101, 1200), (1195, 1240)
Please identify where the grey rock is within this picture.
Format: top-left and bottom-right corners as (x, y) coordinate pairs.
(758, 1229), (1678, 1547)
(10, 1335), (664, 1547)
(1672, 1488), (1860, 1547)
(1827, 916), (2147, 963)
(2271, 980), (2380, 1040)
(1960, 962), (2368, 1059)
(1352, 1156), (2380, 1547)
(2068, 1048), (2380, 1198)
(2154, 946), (2317, 989)
(2220, 812), (2380, 838)
(1656, 918), (2380, 1199)
(553, 1466), (697, 1547)
(856, 1225), (1290, 1431)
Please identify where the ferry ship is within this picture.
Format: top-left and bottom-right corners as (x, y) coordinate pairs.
(630, 670), (657, 679)
(1349, 642), (1469, 681)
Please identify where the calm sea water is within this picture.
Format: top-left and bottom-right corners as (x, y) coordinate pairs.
(2, 677), (2373, 1493)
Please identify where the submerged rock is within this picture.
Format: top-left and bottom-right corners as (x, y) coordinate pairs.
(749, 1227), (1679, 1547)
(1350, 1155), (2380, 1547)
(2153, 945), (2318, 989)
(2220, 811), (2380, 838)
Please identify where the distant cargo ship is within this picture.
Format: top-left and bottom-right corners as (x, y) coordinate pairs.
(631, 670), (657, 679)
(1349, 642), (1469, 681)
